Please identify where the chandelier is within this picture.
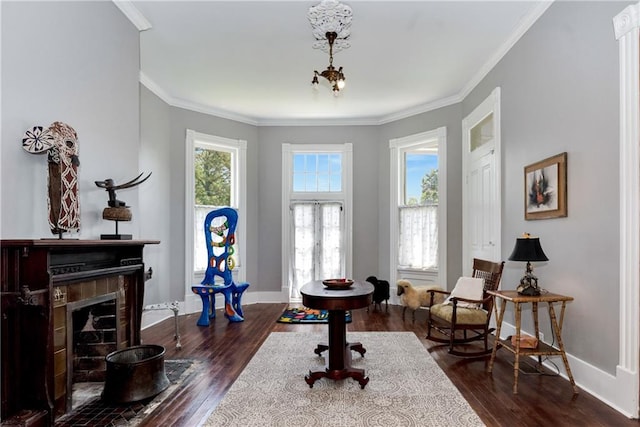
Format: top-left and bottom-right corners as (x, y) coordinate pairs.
(308, 0), (352, 96)
(311, 32), (345, 95)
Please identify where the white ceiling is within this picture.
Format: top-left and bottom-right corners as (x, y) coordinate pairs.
(124, 1), (551, 126)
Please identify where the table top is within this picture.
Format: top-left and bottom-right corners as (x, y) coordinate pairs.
(488, 290), (574, 303)
(300, 280), (374, 311)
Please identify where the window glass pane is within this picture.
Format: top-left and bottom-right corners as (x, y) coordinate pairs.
(330, 175), (341, 192)
(404, 152), (438, 206)
(292, 152), (342, 192)
(470, 113), (494, 151)
(318, 154), (329, 172)
(304, 173), (316, 191)
(305, 154), (317, 174)
(317, 174), (330, 192)
(194, 147), (231, 206)
(330, 154), (341, 174)
(293, 173), (305, 192)
(293, 154), (305, 172)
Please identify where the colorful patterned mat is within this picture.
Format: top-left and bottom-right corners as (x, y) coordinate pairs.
(277, 307), (352, 324)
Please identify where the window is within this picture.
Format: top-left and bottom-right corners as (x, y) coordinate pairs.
(399, 149), (439, 269)
(185, 130), (247, 288)
(390, 128), (447, 286)
(469, 112), (494, 151)
(282, 144), (352, 302)
(293, 153), (342, 192)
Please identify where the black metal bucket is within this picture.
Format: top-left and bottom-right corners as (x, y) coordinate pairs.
(102, 344), (170, 403)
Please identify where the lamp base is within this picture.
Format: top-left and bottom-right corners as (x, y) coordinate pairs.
(517, 284), (540, 296)
(517, 272), (540, 296)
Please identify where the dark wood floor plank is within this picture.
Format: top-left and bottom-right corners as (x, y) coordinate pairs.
(139, 303), (639, 427)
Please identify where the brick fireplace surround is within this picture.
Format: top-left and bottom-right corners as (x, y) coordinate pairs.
(0, 239), (158, 426)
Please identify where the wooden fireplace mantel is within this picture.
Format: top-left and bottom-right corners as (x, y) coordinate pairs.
(0, 239), (159, 426)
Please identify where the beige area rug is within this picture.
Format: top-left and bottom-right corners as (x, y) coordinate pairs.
(203, 332), (484, 427)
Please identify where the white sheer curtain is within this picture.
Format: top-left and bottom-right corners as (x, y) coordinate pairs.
(398, 205), (438, 269)
(291, 202), (343, 299)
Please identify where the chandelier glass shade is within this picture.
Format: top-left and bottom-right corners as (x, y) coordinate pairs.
(312, 31), (346, 96)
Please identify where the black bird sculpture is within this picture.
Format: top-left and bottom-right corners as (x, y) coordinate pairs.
(95, 172), (152, 208)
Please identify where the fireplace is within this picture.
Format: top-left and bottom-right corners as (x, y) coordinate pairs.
(0, 239), (158, 426)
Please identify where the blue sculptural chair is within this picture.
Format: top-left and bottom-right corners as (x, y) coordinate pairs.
(191, 207), (249, 325)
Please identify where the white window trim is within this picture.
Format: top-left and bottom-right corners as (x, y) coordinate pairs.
(613, 2), (640, 417)
(389, 127), (447, 288)
(282, 143), (353, 299)
(185, 129), (247, 308)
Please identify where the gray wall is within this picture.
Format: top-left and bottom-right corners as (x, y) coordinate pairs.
(139, 86), (172, 304)
(1, 1), (141, 240)
(463, 0), (629, 373)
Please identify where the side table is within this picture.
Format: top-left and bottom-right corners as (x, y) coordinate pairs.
(487, 290), (578, 394)
(300, 280), (374, 389)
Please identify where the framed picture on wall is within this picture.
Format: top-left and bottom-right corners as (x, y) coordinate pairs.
(524, 152), (567, 220)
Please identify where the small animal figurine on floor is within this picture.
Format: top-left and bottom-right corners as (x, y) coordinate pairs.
(396, 279), (445, 322)
(365, 276), (390, 312)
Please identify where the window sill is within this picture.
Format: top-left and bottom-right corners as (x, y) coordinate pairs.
(397, 267), (438, 274)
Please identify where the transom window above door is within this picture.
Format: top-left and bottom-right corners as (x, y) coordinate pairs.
(293, 153), (342, 192)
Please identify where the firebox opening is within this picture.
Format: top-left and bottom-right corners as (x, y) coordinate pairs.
(66, 292), (119, 411)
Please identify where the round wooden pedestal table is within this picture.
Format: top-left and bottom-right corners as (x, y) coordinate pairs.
(300, 280), (374, 389)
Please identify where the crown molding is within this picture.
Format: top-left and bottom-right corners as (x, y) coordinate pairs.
(377, 94), (463, 125)
(140, 72), (260, 126)
(139, 72), (171, 104)
(257, 116), (380, 127)
(113, 0), (152, 32)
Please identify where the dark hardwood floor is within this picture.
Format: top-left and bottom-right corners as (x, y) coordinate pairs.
(139, 303), (639, 426)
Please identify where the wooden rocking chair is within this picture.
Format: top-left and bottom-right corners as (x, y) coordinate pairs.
(426, 258), (504, 357)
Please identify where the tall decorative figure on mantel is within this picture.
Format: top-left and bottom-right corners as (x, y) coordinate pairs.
(192, 207), (249, 325)
(22, 121), (80, 238)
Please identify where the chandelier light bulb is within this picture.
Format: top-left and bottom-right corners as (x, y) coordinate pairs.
(337, 79), (345, 90)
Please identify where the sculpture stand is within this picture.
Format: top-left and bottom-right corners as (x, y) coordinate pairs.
(101, 207), (133, 240)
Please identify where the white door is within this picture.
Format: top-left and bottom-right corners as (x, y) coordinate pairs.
(467, 146), (497, 262)
(463, 88), (501, 276)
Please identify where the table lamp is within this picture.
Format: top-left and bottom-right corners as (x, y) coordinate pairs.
(508, 234), (548, 296)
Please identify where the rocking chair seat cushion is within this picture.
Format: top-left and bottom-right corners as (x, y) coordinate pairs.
(430, 303), (488, 325)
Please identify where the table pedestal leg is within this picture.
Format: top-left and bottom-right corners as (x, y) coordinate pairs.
(305, 310), (369, 389)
